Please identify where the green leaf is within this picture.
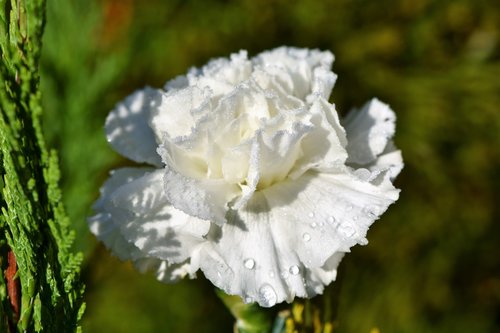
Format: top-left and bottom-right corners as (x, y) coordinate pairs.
(0, 0), (84, 330)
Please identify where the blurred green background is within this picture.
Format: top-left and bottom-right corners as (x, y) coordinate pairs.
(39, 0), (500, 332)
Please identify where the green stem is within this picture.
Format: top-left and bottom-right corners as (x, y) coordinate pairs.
(217, 290), (272, 333)
(216, 268), (344, 333)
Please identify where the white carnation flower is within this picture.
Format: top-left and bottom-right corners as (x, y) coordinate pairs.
(89, 47), (402, 307)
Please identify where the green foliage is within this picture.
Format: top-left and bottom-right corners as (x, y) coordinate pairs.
(40, 0), (127, 256)
(0, 0), (84, 331)
(83, 249), (233, 333)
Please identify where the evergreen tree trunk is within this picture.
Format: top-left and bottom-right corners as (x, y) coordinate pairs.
(0, 0), (84, 331)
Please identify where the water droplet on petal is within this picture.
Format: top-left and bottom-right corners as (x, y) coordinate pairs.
(258, 284), (277, 307)
(245, 296), (253, 304)
(281, 270), (289, 279)
(339, 223), (356, 238)
(354, 168), (371, 181)
(302, 233), (311, 242)
(216, 263), (226, 278)
(363, 205), (379, 218)
(289, 265), (300, 275)
(311, 222), (317, 228)
(327, 216), (336, 224)
(269, 271), (275, 278)
(244, 258), (255, 269)
(308, 212), (315, 218)
(358, 238), (369, 245)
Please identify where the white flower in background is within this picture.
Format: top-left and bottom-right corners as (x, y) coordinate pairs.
(89, 47), (402, 307)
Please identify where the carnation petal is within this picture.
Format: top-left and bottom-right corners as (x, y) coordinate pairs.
(105, 88), (163, 166)
(343, 98), (396, 165)
(89, 212), (141, 261)
(290, 98), (347, 178)
(106, 169), (210, 263)
(254, 47), (335, 100)
(149, 85), (212, 140)
(134, 258), (198, 283)
(257, 119), (311, 188)
(193, 50), (253, 96)
(198, 170), (399, 306)
(161, 164), (241, 225)
(89, 167), (154, 260)
(368, 141), (404, 180)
